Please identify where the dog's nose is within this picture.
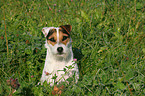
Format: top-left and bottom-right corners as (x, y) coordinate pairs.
(57, 47), (63, 53)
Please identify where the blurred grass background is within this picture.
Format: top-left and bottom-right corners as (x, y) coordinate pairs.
(0, 0), (145, 95)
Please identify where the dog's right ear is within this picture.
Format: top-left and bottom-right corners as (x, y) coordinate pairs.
(42, 27), (50, 37)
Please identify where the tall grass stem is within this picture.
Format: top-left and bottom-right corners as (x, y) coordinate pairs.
(4, 9), (9, 57)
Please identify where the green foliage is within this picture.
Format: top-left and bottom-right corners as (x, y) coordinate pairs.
(0, 0), (145, 95)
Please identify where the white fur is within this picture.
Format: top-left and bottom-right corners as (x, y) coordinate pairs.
(40, 26), (79, 86)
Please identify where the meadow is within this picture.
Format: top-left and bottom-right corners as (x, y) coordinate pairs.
(0, 0), (145, 95)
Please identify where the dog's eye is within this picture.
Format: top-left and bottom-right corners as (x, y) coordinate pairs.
(62, 36), (68, 41)
(49, 38), (55, 42)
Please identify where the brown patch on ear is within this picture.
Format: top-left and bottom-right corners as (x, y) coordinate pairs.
(59, 25), (72, 34)
(59, 31), (70, 45)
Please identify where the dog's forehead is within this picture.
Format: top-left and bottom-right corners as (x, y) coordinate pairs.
(48, 27), (70, 36)
(48, 27), (59, 32)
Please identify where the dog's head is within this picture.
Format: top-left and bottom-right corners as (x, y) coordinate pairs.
(42, 25), (72, 58)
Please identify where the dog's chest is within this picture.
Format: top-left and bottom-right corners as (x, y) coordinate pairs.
(52, 62), (66, 72)
(45, 60), (71, 74)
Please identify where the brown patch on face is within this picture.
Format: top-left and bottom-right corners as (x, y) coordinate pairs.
(47, 29), (57, 46)
(59, 30), (70, 45)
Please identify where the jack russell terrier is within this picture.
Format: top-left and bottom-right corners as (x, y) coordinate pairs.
(40, 25), (79, 86)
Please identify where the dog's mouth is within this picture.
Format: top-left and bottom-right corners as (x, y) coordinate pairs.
(56, 52), (65, 56)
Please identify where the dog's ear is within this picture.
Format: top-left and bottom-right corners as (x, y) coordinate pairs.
(42, 27), (50, 37)
(60, 25), (72, 34)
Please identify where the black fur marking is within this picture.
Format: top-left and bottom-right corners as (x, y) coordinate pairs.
(46, 29), (56, 40)
(59, 28), (70, 37)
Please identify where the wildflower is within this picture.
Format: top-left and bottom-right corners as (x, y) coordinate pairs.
(16, 34), (19, 37)
(52, 85), (64, 95)
(7, 78), (20, 90)
(44, 71), (50, 75)
(49, 7), (52, 11)
(25, 40), (30, 44)
(73, 58), (77, 61)
(1, 36), (4, 40)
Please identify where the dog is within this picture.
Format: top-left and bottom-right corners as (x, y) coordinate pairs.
(40, 25), (79, 86)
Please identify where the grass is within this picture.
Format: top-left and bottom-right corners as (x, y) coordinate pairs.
(0, 0), (145, 95)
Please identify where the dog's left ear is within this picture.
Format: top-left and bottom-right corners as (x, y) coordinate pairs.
(60, 25), (72, 34)
(42, 27), (50, 37)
